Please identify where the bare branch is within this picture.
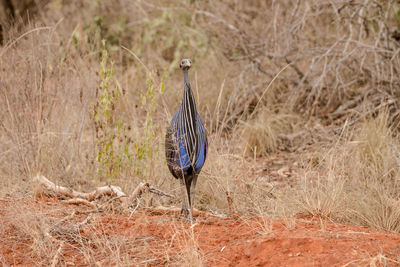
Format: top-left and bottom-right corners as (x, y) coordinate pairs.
(33, 174), (174, 210)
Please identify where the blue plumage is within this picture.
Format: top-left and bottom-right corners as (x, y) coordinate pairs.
(166, 108), (208, 177)
(194, 116), (207, 170)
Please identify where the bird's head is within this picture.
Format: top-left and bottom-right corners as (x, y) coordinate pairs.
(180, 59), (192, 70)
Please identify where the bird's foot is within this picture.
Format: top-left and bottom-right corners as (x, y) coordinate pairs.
(183, 214), (196, 224)
(183, 216), (196, 224)
(180, 208), (189, 217)
(187, 217), (196, 224)
(180, 208), (196, 224)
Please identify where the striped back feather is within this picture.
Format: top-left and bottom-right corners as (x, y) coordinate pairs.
(165, 69), (207, 178)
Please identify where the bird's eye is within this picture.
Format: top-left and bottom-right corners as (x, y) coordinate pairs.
(181, 61), (185, 65)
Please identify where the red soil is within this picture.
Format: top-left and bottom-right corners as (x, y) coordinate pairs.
(0, 199), (399, 266)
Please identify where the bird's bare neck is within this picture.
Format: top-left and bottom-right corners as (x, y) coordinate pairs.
(182, 70), (198, 121)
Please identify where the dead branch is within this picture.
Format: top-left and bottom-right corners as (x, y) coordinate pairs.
(34, 174), (174, 210)
(129, 182), (175, 208)
(33, 174), (227, 221)
(128, 200), (141, 220)
(34, 174), (127, 201)
(54, 211), (76, 226)
(61, 198), (95, 208)
(149, 187), (175, 198)
(130, 182), (150, 201)
(130, 182), (174, 200)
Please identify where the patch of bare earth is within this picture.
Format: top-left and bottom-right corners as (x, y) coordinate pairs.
(0, 199), (399, 266)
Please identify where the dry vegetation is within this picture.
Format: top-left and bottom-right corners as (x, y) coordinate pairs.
(1, 0), (400, 265)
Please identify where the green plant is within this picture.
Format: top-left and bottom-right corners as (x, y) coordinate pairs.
(79, 9), (129, 55)
(395, 7), (400, 29)
(93, 41), (132, 183)
(133, 73), (165, 179)
(140, 8), (208, 73)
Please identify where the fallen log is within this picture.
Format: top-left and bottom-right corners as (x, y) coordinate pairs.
(34, 174), (127, 201)
(33, 174), (174, 208)
(33, 174), (224, 221)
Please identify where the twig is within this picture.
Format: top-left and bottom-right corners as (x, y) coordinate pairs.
(61, 198), (95, 208)
(129, 182), (174, 204)
(130, 182), (150, 200)
(128, 200), (141, 220)
(98, 195), (127, 209)
(121, 46), (151, 74)
(54, 211), (76, 226)
(249, 63), (291, 120)
(77, 213), (93, 228)
(149, 187), (175, 198)
(225, 191), (233, 218)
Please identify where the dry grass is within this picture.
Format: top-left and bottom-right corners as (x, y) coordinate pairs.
(342, 252), (400, 267)
(1, 0), (400, 264)
(344, 110), (400, 232)
(240, 109), (303, 155)
(297, 168), (347, 220)
(170, 223), (204, 267)
(252, 216), (274, 237)
(1, 200), (146, 265)
(295, 110), (400, 232)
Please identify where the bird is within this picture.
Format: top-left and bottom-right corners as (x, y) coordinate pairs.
(165, 58), (208, 223)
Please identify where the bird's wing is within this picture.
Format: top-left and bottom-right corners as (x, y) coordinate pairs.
(165, 111), (181, 178)
(194, 114), (207, 171)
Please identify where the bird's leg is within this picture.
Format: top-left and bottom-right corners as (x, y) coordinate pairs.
(188, 174), (198, 223)
(184, 176), (194, 223)
(180, 178), (189, 218)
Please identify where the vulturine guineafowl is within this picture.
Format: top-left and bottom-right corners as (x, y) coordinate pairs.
(165, 59), (208, 223)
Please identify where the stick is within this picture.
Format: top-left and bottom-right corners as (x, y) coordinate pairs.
(129, 182), (175, 206)
(33, 174), (174, 209)
(34, 174), (127, 201)
(61, 198), (95, 208)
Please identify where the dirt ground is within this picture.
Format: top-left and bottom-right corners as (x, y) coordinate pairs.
(0, 198), (399, 267)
